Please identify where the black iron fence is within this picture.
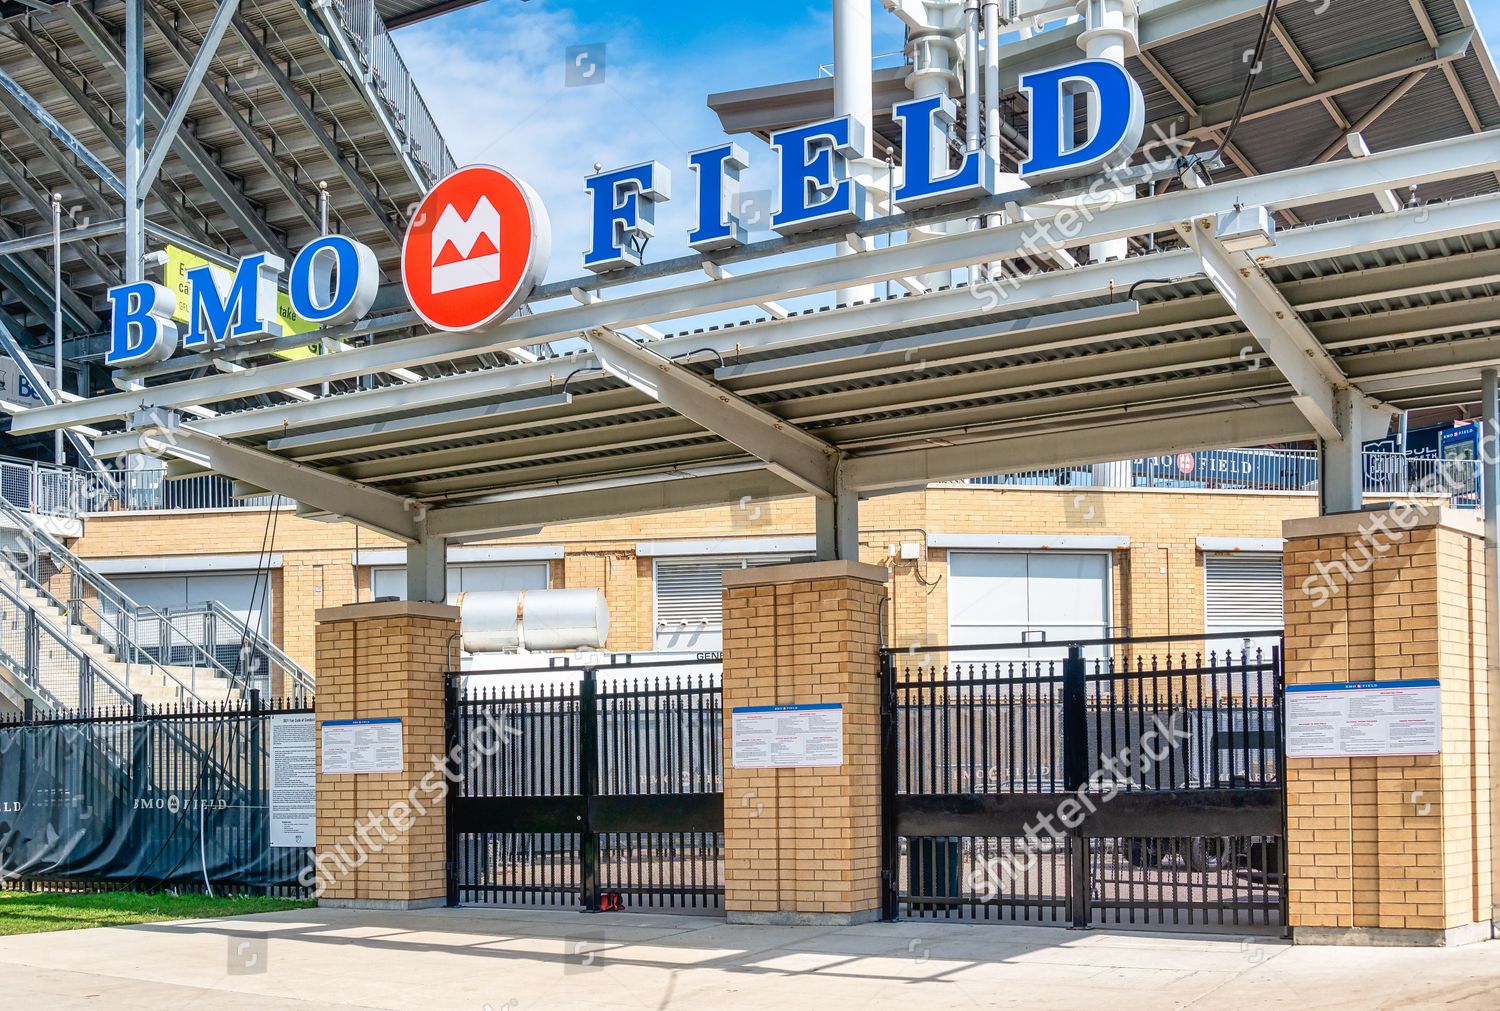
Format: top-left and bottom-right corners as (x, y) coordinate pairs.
(883, 633), (1285, 933)
(0, 696), (312, 897)
(448, 660), (724, 912)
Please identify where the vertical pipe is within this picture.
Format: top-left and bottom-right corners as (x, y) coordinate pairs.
(124, 0), (145, 285)
(964, 2), (981, 287)
(50, 193), (63, 466)
(1481, 368), (1500, 935)
(982, 0), (1002, 279)
(319, 182), (332, 398)
(833, 0), (876, 305)
(982, 1), (1000, 171)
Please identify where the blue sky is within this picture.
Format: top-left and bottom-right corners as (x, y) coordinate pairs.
(397, 0), (1500, 284)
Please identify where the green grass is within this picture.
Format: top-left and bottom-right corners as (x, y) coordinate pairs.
(0, 891), (313, 936)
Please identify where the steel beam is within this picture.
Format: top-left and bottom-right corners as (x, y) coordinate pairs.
(1187, 214), (1346, 439)
(814, 467), (859, 561)
(18, 126), (1498, 440)
(140, 0), (242, 197)
(130, 420), (421, 542)
(59, 3), (285, 261)
(1319, 389), (1363, 514)
(39, 186), (1500, 450)
(0, 66), (123, 196)
(8, 21), (222, 250)
(587, 326), (838, 497)
(840, 402), (1317, 491)
(406, 523), (446, 602)
(0, 211), (98, 329)
(1152, 29), (1473, 142)
(0, 152), (120, 306)
(425, 466), (804, 540)
(0, 314), (115, 486)
(140, 1), (320, 232)
(0, 218), (122, 257)
(228, 15), (402, 242)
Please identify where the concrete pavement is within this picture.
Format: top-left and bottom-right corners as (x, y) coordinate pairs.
(0, 906), (1497, 1009)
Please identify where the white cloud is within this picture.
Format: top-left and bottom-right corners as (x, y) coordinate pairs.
(397, 5), (808, 282)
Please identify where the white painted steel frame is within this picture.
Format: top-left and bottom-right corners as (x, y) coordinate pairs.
(15, 130), (1500, 438)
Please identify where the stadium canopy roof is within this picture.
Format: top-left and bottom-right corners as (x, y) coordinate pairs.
(10, 0), (1500, 545)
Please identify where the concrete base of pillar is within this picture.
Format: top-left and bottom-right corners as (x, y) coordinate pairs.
(1294, 921), (1493, 948)
(727, 909), (882, 927)
(318, 897), (447, 912)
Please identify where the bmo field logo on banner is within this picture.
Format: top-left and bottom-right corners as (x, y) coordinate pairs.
(402, 165), (550, 333)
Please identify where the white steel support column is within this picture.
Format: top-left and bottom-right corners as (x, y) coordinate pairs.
(1481, 366), (1500, 935)
(1319, 387), (1364, 515)
(406, 524), (447, 604)
(1078, 0), (1138, 263)
(898, 0), (966, 291)
(815, 471), (861, 561)
(50, 192), (62, 465)
(123, 0), (146, 284)
(835, 0), (877, 305)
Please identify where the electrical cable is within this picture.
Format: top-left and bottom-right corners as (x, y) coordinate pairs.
(1218, 0), (1279, 157)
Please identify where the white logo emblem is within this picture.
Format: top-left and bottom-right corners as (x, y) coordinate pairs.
(431, 197), (501, 294)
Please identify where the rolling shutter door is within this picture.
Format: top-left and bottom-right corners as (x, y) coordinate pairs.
(1204, 553), (1283, 657)
(654, 554), (802, 651)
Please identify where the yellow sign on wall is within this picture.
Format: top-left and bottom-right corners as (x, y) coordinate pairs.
(162, 245), (322, 361)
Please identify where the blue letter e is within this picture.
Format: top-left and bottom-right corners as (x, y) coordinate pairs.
(1019, 59), (1145, 183)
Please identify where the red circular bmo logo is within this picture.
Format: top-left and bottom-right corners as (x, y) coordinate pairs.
(402, 165), (550, 332)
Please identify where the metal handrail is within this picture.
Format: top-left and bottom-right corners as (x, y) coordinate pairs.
(164, 599), (315, 701)
(0, 474), (315, 701)
(0, 496), (244, 699)
(319, 0), (456, 185)
(0, 576), (142, 711)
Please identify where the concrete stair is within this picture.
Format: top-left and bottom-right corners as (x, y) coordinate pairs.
(0, 572), (243, 711)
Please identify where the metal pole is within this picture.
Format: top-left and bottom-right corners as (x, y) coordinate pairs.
(319, 181), (331, 398)
(578, 667), (600, 911)
(50, 192), (63, 466)
(833, 0), (876, 305)
(124, 0), (146, 284)
(1480, 367), (1500, 936)
(982, 1), (1001, 273)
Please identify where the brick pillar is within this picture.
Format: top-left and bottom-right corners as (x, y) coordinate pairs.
(1283, 506), (1492, 945)
(720, 560), (888, 925)
(312, 600), (459, 909)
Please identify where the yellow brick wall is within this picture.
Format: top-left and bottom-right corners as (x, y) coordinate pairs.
(312, 602), (459, 907)
(1282, 509), (1492, 937)
(720, 562), (886, 922)
(73, 486), (1319, 677)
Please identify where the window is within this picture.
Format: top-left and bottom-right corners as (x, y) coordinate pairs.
(947, 551), (1111, 659)
(653, 554), (805, 652)
(369, 561), (550, 602)
(1203, 553), (1283, 660)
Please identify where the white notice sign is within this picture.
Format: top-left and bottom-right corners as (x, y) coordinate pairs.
(269, 713), (316, 847)
(1285, 679), (1441, 758)
(321, 717), (404, 774)
(731, 703), (843, 769)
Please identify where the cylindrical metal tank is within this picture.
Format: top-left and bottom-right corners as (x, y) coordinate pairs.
(458, 588), (610, 652)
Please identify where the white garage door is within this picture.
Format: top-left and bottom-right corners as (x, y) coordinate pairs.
(948, 552), (1110, 658)
(370, 561), (550, 602)
(114, 571), (269, 637)
(1203, 553), (1283, 660)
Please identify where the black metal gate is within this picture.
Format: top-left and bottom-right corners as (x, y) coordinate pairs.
(446, 658), (724, 912)
(882, 633), (1285, 932)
